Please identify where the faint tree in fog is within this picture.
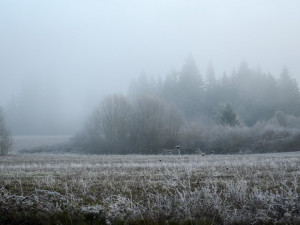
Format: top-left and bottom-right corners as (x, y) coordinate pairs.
(204, 63), (219, 115)
(278, 67), (300, 115)
(228, 63), (279, 124)
(5, 75), (65, 134)
(131, 95), (166, 153)
(76, 94), (184, 154)
(73, 105), (103, 153)
(130, 96), (183, 152)
(205, 62), (217, 89)
(101, 95), (132, 152)
(252, 73), (278, 120)
(218, 104), (239, 127)
(128, 72), (161, 99)
(162, 104), (184, 147)
(0, 107), (12, 156)
(9, 76), (43, 134)
(214, 72), (237, 112)
(161, 70), (179, 104)
(177, 56), (204, 118)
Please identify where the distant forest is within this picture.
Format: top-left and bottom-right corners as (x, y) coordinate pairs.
(73, 57), (300, 154)
(129, 57), (300, 124)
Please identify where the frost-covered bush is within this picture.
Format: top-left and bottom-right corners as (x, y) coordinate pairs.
(178, 118), (300, 154)
(270, 111), (300, 129)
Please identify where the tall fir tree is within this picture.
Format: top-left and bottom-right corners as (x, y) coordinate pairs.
(278, 67), (300, 115)
(177, 56), (204, 118)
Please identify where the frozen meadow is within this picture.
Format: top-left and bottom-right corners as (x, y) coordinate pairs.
(0, 152), (300, 225)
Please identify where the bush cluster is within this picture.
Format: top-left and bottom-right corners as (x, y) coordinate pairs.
(74, 93), (300, 154)
(73, 95), (183, 154)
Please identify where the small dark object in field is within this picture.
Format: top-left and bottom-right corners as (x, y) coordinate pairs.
(211, 151), (214, 154)
(226, 167), (229, 170)
(176, 145), (180, 149)
(202, 153), (205, 156)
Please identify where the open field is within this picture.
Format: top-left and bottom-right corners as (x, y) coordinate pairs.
(0, 152), (300, 225)
(11, 135), (72, 153)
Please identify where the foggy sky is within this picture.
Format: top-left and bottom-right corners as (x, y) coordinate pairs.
(1, 0), (300, 124)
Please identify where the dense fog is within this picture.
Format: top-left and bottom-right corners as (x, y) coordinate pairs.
(1, 0), (300, 135)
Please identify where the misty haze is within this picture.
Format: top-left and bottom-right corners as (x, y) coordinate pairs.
(0, 1), (300, 224)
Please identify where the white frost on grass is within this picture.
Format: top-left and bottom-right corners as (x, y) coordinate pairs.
(0, 152), (299, 224)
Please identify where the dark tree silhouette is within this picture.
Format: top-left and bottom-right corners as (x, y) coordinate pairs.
(218, 104), (239, 127)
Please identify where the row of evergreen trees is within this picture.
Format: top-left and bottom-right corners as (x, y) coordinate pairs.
(128, 57), (300, 125)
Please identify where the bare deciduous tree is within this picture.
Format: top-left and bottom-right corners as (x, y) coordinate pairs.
(163, 105), (184, 147)
(131, 95), (165, 153)
(0, 107), (12, 156)
(100, 95), (132, 151)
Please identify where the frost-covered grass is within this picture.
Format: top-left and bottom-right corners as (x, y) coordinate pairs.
(0, 152), (300, 225)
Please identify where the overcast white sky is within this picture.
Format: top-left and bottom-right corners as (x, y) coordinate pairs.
(1, 0), (300, 108)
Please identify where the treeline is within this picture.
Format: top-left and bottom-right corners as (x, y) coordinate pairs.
(129, 57), (300, 124)
(74, 57), (300, 154)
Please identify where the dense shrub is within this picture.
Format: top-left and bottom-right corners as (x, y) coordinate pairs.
(177, 119), (300, 154)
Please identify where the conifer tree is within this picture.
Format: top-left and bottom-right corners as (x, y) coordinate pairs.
(218, 104), (239, 127)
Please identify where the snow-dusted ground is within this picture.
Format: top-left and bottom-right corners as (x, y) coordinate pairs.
(0, 152), (300, 224)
